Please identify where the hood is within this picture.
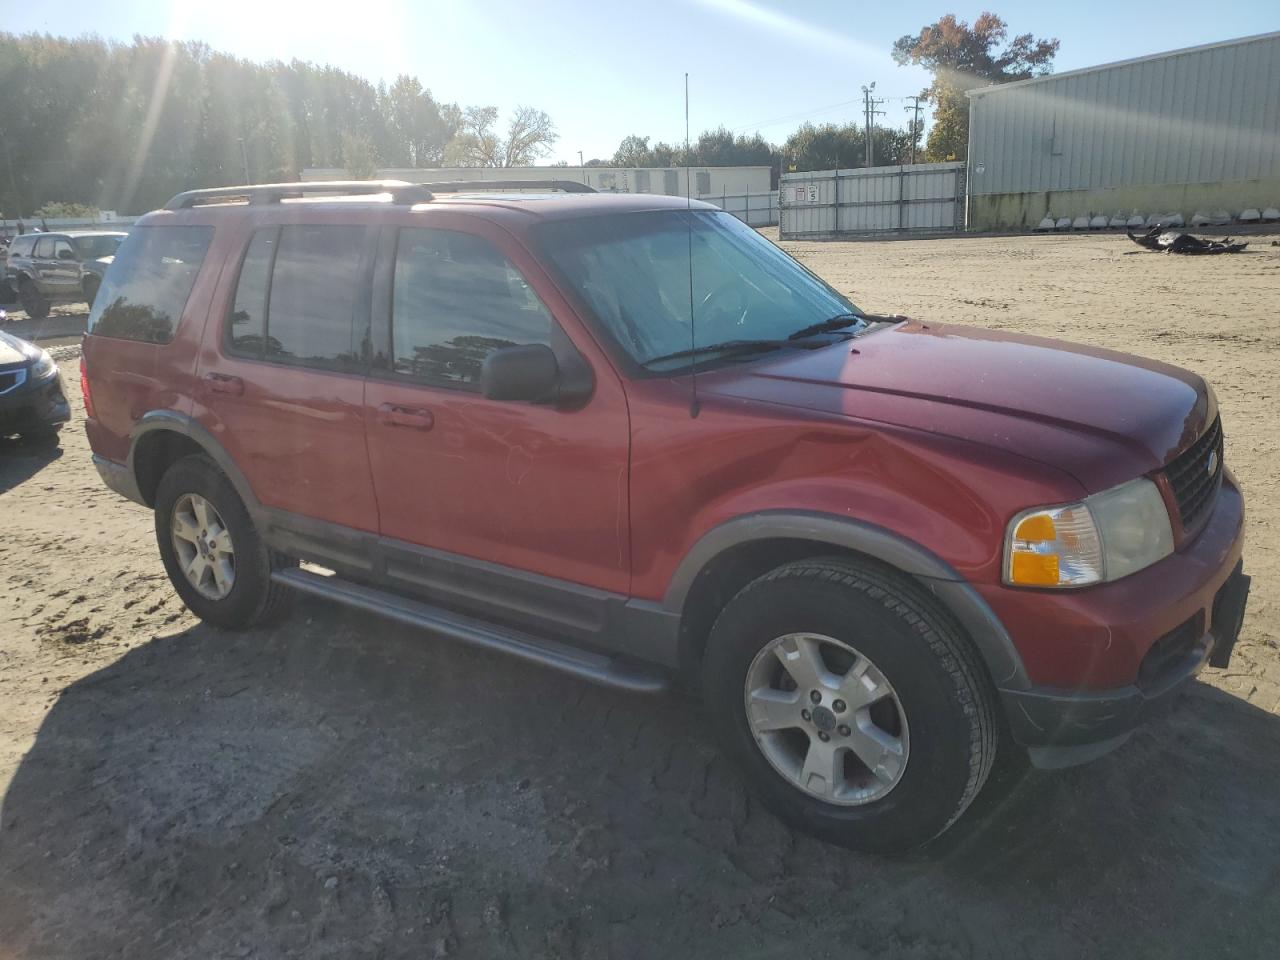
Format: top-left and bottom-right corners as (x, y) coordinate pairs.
(700, 320), (1212, 493)
(0, 330), (37, 367)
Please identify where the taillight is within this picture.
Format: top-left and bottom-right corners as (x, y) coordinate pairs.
(80, 356), (95, 419)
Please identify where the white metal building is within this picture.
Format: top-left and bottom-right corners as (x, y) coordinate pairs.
(965, 32), (1280, 230)
(301, 165), (772, 199)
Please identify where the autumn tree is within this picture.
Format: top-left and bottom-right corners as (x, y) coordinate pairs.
(892, 13), (1058, 161)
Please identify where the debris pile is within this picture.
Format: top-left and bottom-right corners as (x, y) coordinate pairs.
(1126, 226), (1249, 255)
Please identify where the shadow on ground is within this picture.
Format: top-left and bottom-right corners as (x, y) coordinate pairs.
(0, 433), (64, 493)
(2, 601), (1278, 959)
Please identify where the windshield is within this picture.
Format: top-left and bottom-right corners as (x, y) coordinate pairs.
(73, 235), (124, 259)
(536, 210), (859, 369)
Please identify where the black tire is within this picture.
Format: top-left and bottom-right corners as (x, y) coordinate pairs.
(154, 454), (294, 629)
(18, 278), (49, 320)
(702, 557), (999, 853)
(82, 276), (100, 308)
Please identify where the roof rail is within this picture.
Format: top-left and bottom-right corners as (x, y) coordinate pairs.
(164, 180), (434, 210)
(417, 179), (596, 194)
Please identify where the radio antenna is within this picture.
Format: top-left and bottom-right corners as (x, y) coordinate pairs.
(685, 71), (700, 418)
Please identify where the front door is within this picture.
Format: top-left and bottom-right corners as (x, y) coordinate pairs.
(195, 219), (381, 556)
(363, 220), (631, 634)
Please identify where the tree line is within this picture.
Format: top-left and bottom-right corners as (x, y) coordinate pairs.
(1, 15), (1055, 216)
(0, 33), (558, 217)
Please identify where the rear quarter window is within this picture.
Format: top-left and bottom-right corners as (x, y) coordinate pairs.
(88, 225), (213, 344)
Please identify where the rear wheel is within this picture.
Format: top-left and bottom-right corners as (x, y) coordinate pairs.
(702, 557), (999, 853)
(154, 454), (293, 628)
(18, 278), (48, 320)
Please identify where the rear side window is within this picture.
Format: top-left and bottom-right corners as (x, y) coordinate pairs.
(88, 226), (213, 344)
(227, 224), (367, 371)
(390, 228), (553, 388)
(227, 228), (277, 356)
(35, 237), (55, 258)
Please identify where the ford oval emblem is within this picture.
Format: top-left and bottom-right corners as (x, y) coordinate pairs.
(1207, 450), (1219, 475)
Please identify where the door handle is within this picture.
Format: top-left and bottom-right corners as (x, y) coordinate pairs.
(377, 402), (434, 430)
(204, 372), (245, 396)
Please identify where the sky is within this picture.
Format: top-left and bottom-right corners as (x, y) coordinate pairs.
(2, 0), (1277, 165)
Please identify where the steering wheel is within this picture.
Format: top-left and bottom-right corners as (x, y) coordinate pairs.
(697, 282), (751, 333)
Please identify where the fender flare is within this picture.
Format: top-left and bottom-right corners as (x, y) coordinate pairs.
(661, 510), (1030, 691)
(129, 410), (262, 516)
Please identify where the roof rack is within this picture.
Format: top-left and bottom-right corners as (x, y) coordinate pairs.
(164, 180), (434, 210)
(418, 179), (596, 194)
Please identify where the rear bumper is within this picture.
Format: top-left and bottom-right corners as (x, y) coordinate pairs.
(92, 453), (146, 505)
(987, 476), (1248, 767)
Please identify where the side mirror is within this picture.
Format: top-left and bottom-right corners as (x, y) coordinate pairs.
(481, 344), (560, 403)
(481, 343), (593, 406)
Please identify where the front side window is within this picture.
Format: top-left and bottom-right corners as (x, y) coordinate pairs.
(52, 238), (75, 260)
(391, 228), (553, 388)
(88, 225), (213, 344)
(536, 210), (856, 371)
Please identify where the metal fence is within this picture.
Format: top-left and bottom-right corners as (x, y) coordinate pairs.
(700, 191), (779, 227)
(779, 163), (965, 238)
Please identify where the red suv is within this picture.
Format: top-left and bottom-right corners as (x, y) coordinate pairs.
(83, 180), (1250, 851)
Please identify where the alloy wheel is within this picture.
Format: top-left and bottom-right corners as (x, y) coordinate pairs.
(743, 632), (909, 805)
(170, 493), (236, 600)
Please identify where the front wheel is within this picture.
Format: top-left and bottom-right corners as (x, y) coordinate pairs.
(702, 557), (1000, 853)
(154, 454), (294, 629)
(82, 275), (100, 308)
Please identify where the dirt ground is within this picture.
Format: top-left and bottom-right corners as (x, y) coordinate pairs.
(2, 231), (1279, 959)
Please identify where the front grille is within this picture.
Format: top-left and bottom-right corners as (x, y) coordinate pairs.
(0, 368), (25, 396)
(1163, 415), (1223, 531)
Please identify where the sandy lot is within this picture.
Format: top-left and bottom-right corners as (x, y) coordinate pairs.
(2, 231), (1279, 959)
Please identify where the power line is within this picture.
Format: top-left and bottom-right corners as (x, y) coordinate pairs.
(726, 92), (918, 136)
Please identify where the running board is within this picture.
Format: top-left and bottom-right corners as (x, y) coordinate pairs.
(271, 567), (669, 694)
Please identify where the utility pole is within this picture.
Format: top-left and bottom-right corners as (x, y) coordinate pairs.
(861, 83), (885, 169)
(578, 149), (586, 185)
(905, 96), (925, 165)
(237, 137), (251, 184)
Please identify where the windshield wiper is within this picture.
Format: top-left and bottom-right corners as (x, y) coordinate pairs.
(786, 312), (867, 341)
(641, 339), (786, 368)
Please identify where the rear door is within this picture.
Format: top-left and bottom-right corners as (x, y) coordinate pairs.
(363, 218), (632, 628)
(195, 219), (381, 550)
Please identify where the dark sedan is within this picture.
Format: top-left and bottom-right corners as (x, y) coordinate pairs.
(0, 328), (70, 442)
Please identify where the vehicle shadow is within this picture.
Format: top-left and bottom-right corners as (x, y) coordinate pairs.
(1, 603), (1277, 959)
(0, 433), (64, 493)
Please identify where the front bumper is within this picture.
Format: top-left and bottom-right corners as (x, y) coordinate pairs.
(0, 368), (70, 436)
(983, 474), (1248, 767)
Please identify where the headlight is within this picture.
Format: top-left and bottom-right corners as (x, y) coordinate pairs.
(1004, 478), (1174, 588)
(29, 350), (57, 380)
